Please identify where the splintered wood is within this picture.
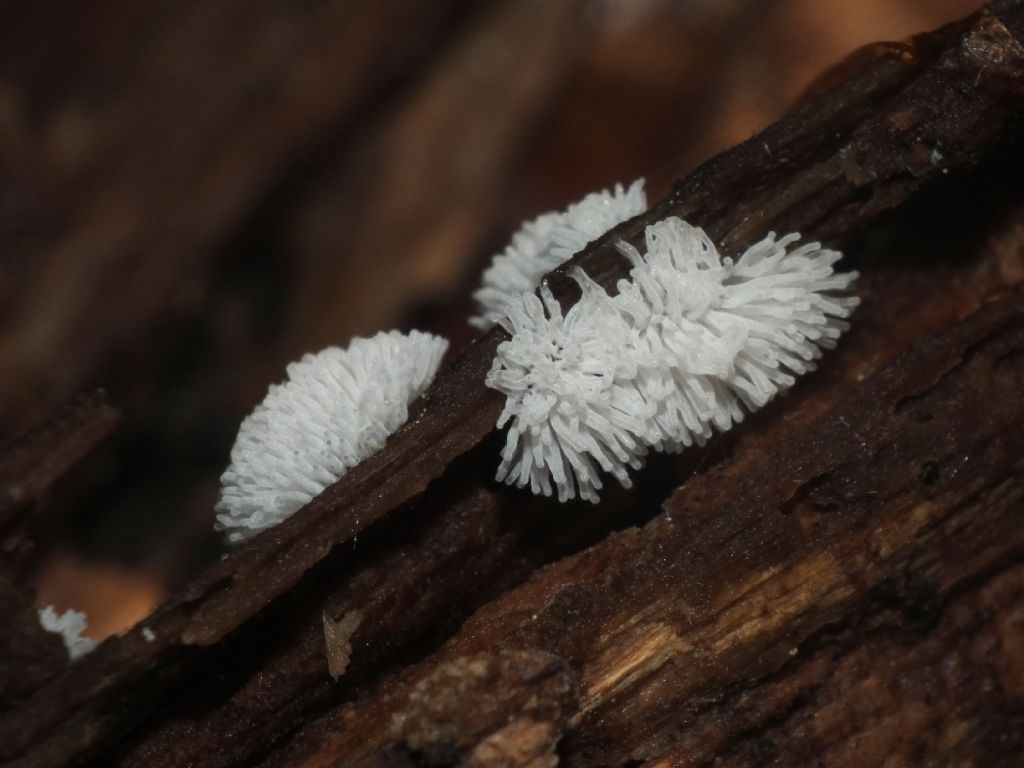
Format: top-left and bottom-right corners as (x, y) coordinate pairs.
(322, 610), (362, 681)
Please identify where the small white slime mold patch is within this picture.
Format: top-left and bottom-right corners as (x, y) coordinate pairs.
(38, 606), (98, 661)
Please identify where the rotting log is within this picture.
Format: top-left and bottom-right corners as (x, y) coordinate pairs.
(267, 285), (1024, 768)
(0, 393), (120, 722)
(702, 562), (1024, 767)
(156, 0), (1024, 651)
(2, 3), (1024, 767)
(105, 175), (1024, 768)
(86, 186), (1023, 768)
(0, 390), (120, 580)
(0, 577), (67, 715)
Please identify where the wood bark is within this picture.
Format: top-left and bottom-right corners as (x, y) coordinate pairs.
(0, 390), (120, 580)
(2, 3), (1024, 768)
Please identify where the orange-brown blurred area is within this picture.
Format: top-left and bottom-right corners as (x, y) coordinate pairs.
(0, 0), (981, 640)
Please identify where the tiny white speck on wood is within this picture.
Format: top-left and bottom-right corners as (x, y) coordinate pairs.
(38, 606), (98, 661)
(216, 330), (448, 543)
(486, 216), (858, 503)
(471, 179), (646, 329)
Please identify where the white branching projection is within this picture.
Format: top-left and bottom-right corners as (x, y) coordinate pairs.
(216, 331), (448, 543)
(487, 217), (858, 502)
(471, 180), (647, 329)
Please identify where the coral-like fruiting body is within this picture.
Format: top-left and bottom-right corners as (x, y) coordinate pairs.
(487, 217), (858, 502)
(38, 606), (97, 661)
(471, 180), (647, 329)
(216, 331), (448, 543)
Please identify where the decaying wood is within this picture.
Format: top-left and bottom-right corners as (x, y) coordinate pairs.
(396, 649), (576, 765)
(0, 577), (67, 714)
(703, 562), (1024, 767)
(0, 0), (494, 603)
(0, 392), (120, 727)
(106, 184), (1024, 768)
(0, 390), (120, 578)
(322, 609), (362, 681)
(0, 390), (120, 511)
(2, 3), (1024, 768)
(112, 459), (645, 768)
(267, 283), (1024, 768)
(167, 1), (1024, 650)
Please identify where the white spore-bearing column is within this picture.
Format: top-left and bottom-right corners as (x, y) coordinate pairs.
(486, 216), (858, 503)
(216, 330), (448, 543)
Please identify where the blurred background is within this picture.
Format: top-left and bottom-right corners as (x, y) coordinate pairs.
(0, 0), (981, 642)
